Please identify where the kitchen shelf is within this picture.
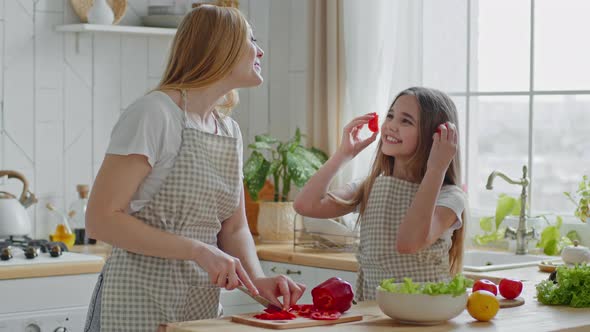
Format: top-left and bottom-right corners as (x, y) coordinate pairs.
(56, 24), (177, 37)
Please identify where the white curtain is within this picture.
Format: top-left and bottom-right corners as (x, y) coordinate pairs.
(337, 0), (424, 185)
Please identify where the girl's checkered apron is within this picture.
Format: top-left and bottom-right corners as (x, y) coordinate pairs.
(355, 176), (452, 301)
(84, 91), (242, 331)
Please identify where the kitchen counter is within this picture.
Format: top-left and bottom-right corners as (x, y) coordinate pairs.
(162, 280), (590, 331)
(256, 243), (359, 272)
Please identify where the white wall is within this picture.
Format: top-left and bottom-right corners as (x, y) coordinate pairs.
(0, 0), (309, 238)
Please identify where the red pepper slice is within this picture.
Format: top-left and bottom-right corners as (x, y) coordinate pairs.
(254, 307), (296, 320)
(290, 304), (316, 318)
(310, 310), (342, 320)
(368, 113), (379, 133)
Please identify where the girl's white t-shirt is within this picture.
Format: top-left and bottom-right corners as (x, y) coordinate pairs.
(343, 178), (466, 234)
(106, 91), (243, 213)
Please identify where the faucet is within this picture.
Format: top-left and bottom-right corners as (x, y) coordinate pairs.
(486, 165), (537, 255)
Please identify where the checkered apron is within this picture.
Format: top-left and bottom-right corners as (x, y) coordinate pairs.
(354, 176), (451, 301)
(84, 91), (242, 331)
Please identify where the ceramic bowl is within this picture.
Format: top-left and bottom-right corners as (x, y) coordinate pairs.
(376, 285), (467, 325)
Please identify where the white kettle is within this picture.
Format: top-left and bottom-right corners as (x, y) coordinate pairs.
(0, 170), (37, 237)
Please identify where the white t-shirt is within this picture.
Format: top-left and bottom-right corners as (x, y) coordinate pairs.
(342, 178), (466, 233)
(106, 90), (244, 213)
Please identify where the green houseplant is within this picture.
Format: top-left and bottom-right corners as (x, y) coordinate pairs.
(243, 128), (328, 202)
(564, 175), (590, 223)
(475, 193), (580, 255)
(243, 128), (328, 242)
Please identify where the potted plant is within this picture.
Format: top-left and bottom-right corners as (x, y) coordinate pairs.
(243, 128), (328, 242)
(564, 175), (590, 223)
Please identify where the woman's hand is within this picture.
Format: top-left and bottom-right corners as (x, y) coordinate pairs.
(336, 113), (379, 161)
(193, 242), (259, 294)
(427, 122), (458, 174)
(252, 276), (306, 310)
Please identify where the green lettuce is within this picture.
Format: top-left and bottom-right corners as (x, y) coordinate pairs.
(536, 264), (590, 307)
(379, 274), (474, 297)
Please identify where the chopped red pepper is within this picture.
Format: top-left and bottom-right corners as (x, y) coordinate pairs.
(253, 307), (296, 320)
(368, 113), (379, 133)
(310, 310), (342, 320)
(311, 277), (354, 313)
(289, 304), (316, 318)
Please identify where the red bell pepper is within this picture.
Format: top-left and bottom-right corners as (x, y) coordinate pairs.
(311, 277), (354, 313)
(368, 113), (379, 133)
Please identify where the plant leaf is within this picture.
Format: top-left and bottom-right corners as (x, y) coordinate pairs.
(566, 230), (581, 242)
(294, 146), (324, 169)
(495, 194), (518, 229)
(255, 134), (278, 144)
(479, 217), (493, 233)
(248, 141), (273, 151)
(286, 150), (317, 187)
(309, 147), (329, 163)
(243, 151), (270, 201)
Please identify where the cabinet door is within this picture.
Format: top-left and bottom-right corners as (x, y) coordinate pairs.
(316, 268), (357, 287)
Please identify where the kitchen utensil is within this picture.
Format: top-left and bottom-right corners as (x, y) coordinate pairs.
(0, 170), (37, 237)
(236, 285), (282, 312)
(231, 311), (363, 330)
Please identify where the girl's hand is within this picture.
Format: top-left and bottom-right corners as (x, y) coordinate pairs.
(336, 113), (379, 160)
(193, 242), (258, 294)
(252, 276), (306, 310)
(427, 122), (458, 174)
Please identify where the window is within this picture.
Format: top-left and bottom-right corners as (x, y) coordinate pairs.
(423, 0), (590, 218)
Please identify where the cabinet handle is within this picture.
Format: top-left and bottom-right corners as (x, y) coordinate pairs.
(270, 266), (302, 275)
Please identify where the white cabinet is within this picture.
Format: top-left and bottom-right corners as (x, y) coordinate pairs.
(219, 260), (358, 316)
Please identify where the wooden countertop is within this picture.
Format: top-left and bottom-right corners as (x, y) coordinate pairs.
(163, 280), (590, 331)
(256, 244), (359, 272)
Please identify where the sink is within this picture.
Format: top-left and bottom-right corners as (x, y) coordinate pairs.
(462, 250), (556, 272)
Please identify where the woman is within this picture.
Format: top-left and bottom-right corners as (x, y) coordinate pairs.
(84, 5), (305, 331)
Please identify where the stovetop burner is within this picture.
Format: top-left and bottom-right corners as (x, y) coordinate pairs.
(0, 236), (69, 261)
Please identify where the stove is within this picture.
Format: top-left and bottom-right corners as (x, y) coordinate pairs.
(0, 236), (104, 331)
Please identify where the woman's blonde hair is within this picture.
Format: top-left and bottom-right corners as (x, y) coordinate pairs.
(337, 87), (466, 276)
(157, 4), (250, 112)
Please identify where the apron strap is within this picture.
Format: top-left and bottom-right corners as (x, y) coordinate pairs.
(180, 89), (221, 135)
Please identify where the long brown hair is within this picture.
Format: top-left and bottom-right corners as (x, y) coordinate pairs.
(157, 4), (249, 112)
(339, 87), (466, 275)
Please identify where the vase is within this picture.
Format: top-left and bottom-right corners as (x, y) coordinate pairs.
(257, 201), (296, 243)
(87, 0), (115, 25)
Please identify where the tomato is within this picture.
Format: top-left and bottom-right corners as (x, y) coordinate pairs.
(311, 277), (354, 313)
(499, 278), (523, 300)
(472, 279), (498, 296)
(368, 113), (379, 133)
(310, 310), (342, 321)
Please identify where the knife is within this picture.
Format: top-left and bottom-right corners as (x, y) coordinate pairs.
(237, 285), (284, 312)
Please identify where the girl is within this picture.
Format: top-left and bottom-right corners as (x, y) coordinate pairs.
(294, 87), (466, 300)
(84, 5), (304, 331)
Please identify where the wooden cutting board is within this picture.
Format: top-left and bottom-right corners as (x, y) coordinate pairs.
(230, 312), (363, 330)
(499, 296), (525, 308)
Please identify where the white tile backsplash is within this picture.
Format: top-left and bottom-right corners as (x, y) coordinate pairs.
(0, 0), (309, 239)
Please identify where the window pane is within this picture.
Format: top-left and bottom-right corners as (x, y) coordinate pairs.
(423, 0), (467, 92)
(535, 0), (590, 90)
(470, 0), (530, 92)
(450, 96), (467, 186)
(468, 96), (529, 209)
(532, 95), (590, 214)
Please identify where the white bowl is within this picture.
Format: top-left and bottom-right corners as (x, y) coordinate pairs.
(376, 286), (467, 325)
(303, 217), (357, 245)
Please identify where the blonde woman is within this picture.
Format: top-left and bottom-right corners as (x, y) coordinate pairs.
(84, 5), (305, 331)
(294, 87), (467, 301)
